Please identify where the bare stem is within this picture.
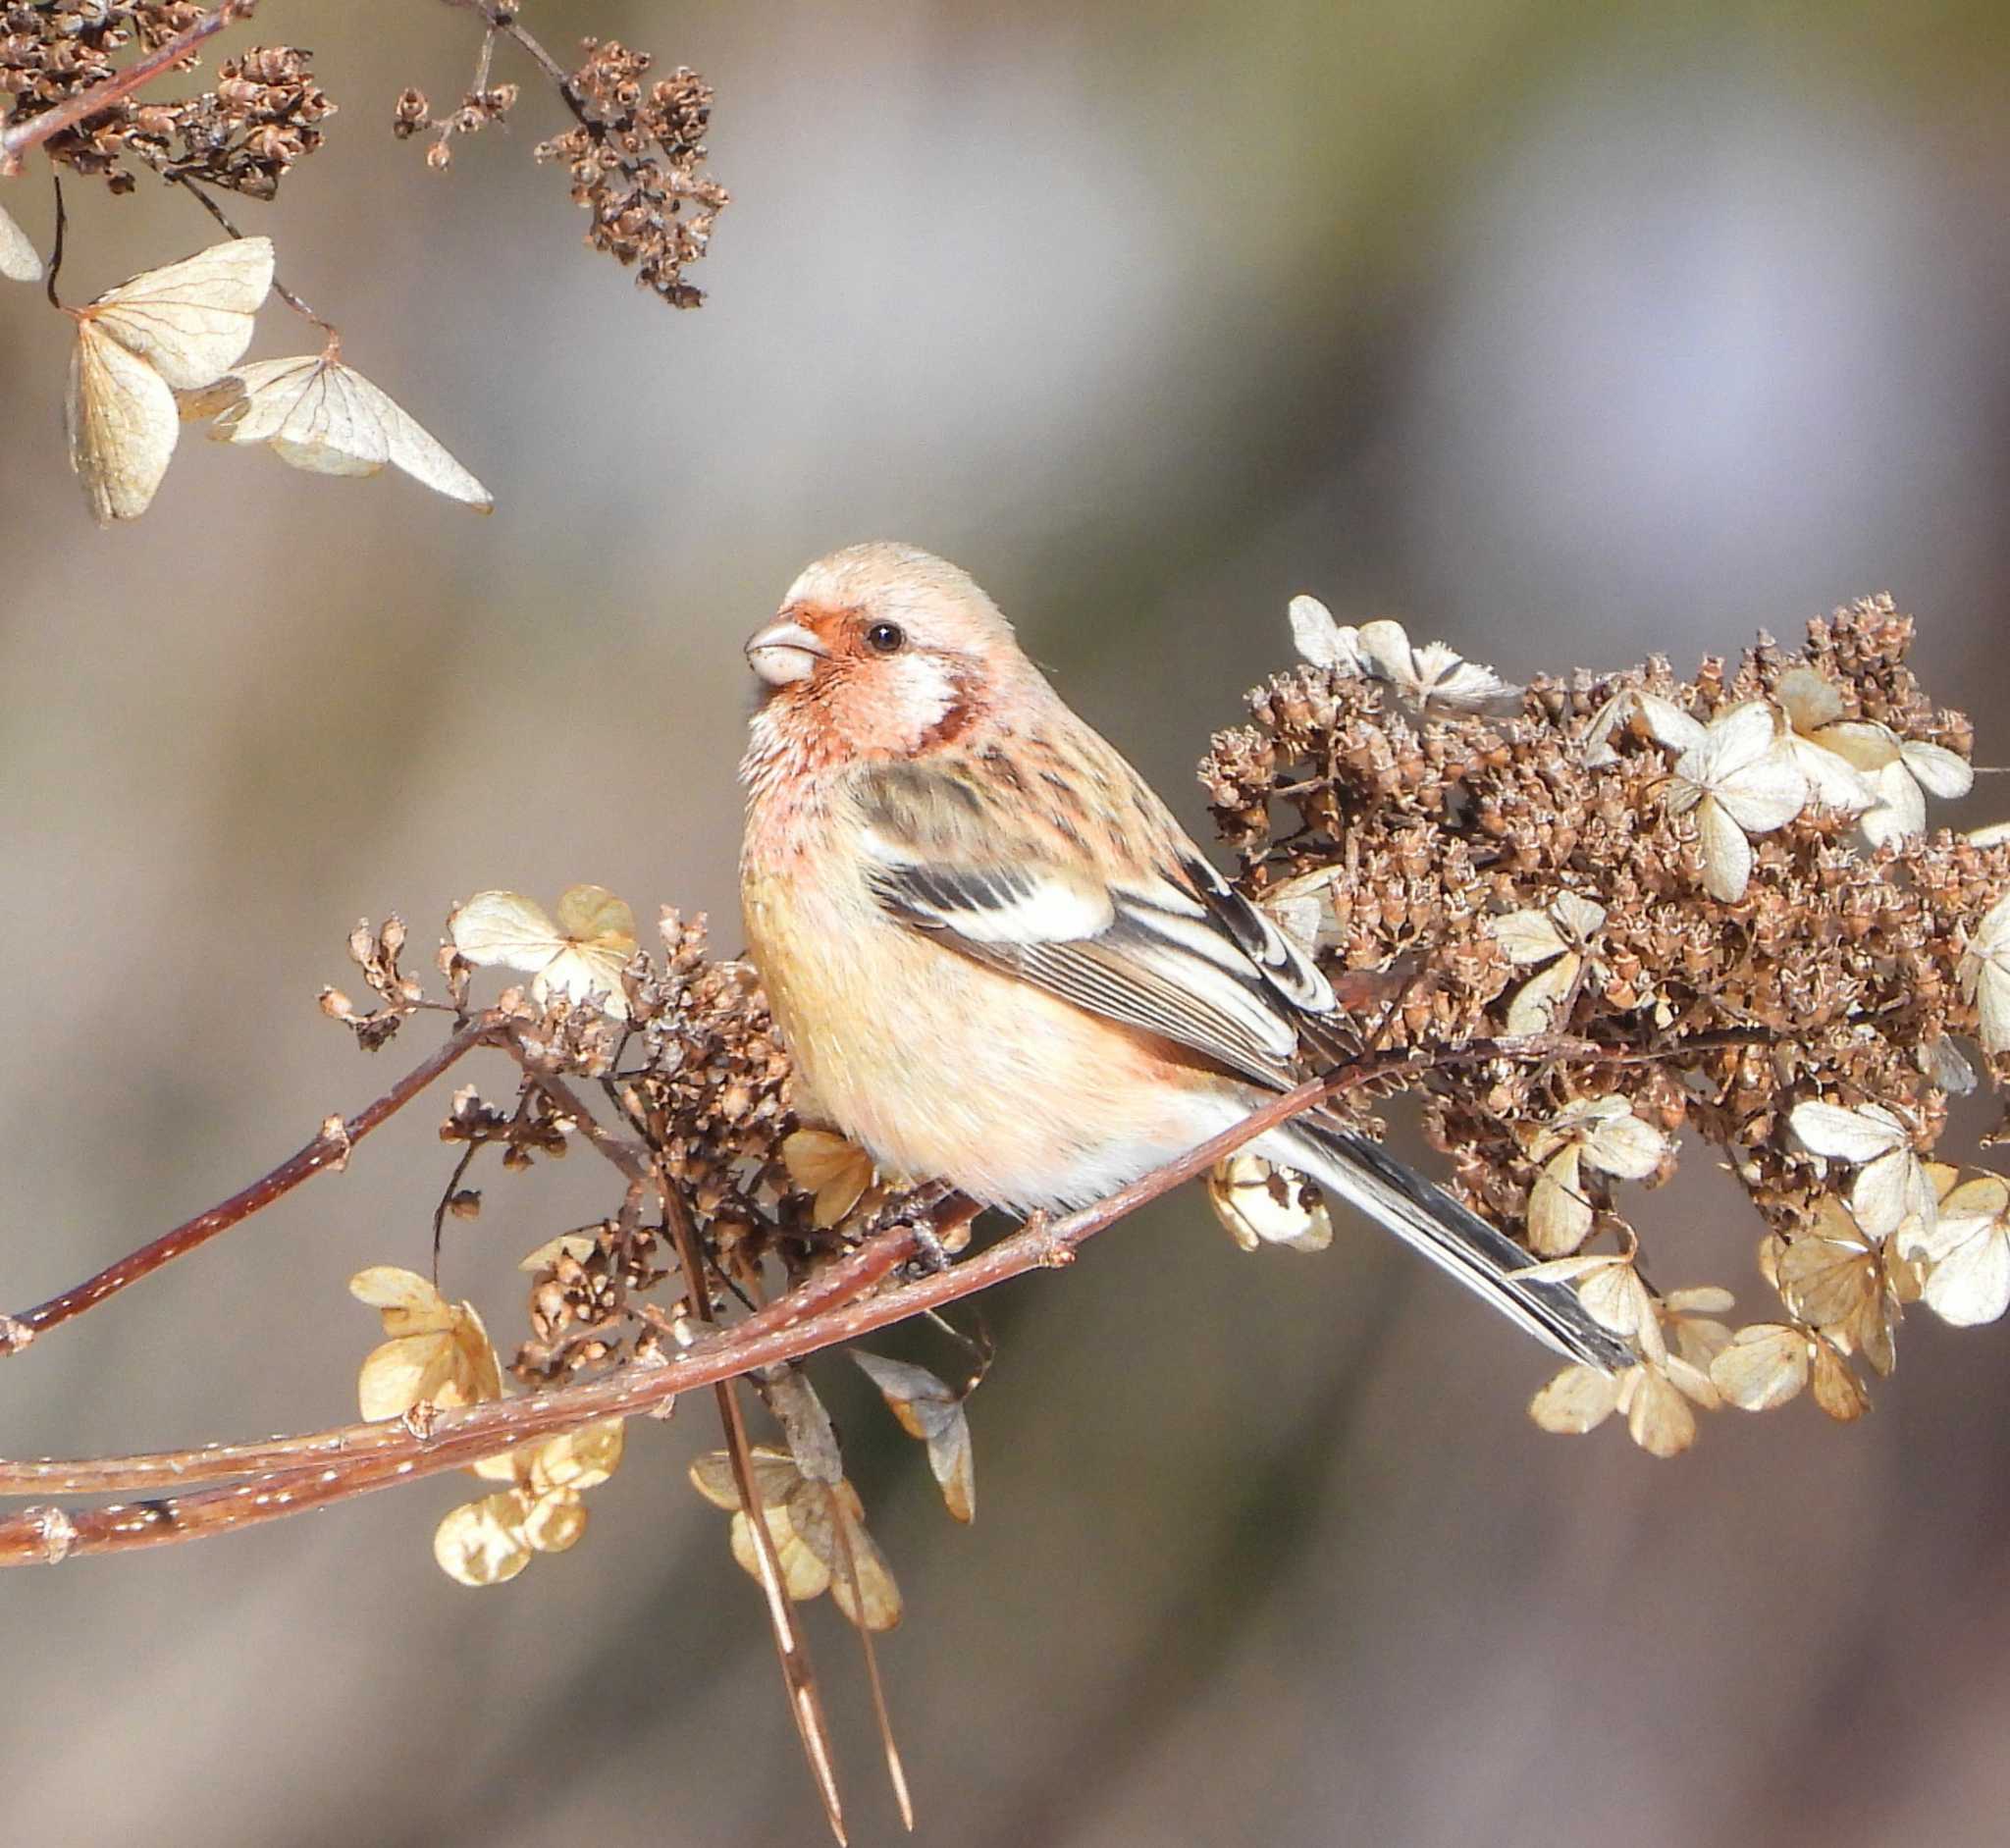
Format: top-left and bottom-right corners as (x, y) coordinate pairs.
(0, 0), (257, 179)
(0, 1013), (502, 1356)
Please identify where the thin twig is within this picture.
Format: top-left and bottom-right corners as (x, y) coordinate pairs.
(0, 1014), (502, 1356)
(165, 171), (332, 330)
(0, 0), (256, 178)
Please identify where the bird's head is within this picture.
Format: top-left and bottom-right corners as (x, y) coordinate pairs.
(744, 542), (1037, 766)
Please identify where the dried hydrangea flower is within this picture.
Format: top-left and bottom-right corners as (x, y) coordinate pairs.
(1788, 1100), (1936, 1239)
(1522, 1097), (1668, 1256)
(1488, 893), (1608, 1036)
(348, 1266), (502, 1420)
(1711, 1321), (1869, 1420)
(1206, 1152), (1333, 1253)
(689, 1448), (902, 1631)
(435, 1418), (626, 1587)
(181, 345), (492, 509)
(450, 885), (638, 1019)
(1903, 1172), (2010, 1327)
(64, 237), (275, 524)
(1774, 1195), (1904, 1376)
(1662, 701), (1810, 901)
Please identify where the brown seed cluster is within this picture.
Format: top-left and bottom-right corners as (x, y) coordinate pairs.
(2, 9), (332, 195)
(532, 39), (728, 308)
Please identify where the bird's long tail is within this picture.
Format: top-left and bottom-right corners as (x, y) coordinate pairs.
(1262, 1118), (1637, 1372)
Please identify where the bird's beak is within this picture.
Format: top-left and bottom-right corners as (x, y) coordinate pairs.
(745, 619), (828, 687)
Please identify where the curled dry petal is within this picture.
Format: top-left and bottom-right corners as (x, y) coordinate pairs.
(1207, 1153), (1332, 1252)
(1665, 703), (1811, 903)
(854, 1351), (977, 1523)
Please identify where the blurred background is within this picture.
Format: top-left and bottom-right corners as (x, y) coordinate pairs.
(3, 1), (2009, 1843)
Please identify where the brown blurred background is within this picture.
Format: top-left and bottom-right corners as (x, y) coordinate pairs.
(4, 1), (2010, 1843)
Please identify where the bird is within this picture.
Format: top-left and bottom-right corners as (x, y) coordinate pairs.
(737, 541), (1634, 1373)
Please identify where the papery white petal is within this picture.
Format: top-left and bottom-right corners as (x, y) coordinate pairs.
(83, 237), (272, 390)
(1489, 909), (1568, 967)
(1859, 760), (1927, 848)
(1506, 955), (1579, 1036)
(1921, 1227), (2010, 1326)
(67, 323), (178, 526)
(1582, 1110), (1667, 1180)
(1697, 796), (1756, 902)
(1713, 753), (1810, 834)
(1789, 1100), (1906, 1163)
(1774, 666), (1845, 733)
(1288, 595), (1363, 672)
(1352, 618), (1414, 685)
(1967, 821), (2010, 848)
(0, 200), (41, 283)
(1901, 740), (1973, 800)
(1549, 892), (1608, 942)
(1528, 1364), (1621, 1434)
(1786, 737), (1878, 814)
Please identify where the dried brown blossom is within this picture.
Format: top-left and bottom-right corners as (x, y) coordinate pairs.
(3, 11), (332, 196)
(533, 39), (727, 308)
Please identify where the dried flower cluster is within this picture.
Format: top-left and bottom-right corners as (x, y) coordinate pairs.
(1201, 595), (2007, 1453)
(531, 39), (728, 308)
(2, 8), (331, 195)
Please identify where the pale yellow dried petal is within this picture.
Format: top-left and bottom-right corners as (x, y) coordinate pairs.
(1621, 1366), (1697, 1456)
(1774, 666), (1846, 732)
(1902, 739), (1973, 801)
(553, 883), (637, 947)
(1528, 1363), (1621, 1434)
(1711, 1324), (1809, 1410)
(520, 1489), (589, 1554)
(450, 891), (560, 968)
(1810, 1339), (1870, 1421)
(1506, 954), (1579, 1036)
(526, 1419), (625, 1492)
(348, 1265), (453, 1333)
(83, 237), (272, 390)
(1527, 1145), (1592, 1257)
(196, 351), (492, 508)
(357, 1331), (458, 1421)
(434, 1493), (533, 1586)
(729, 1505), (830, 1602)
(518, 1233), (599, 1272)
(0, 199), (41, 282)
(783, 1128), (876, 1229)
(67, 322), (179, 525)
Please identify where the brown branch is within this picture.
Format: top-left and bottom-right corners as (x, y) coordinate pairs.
(0, 1013), (502, 1357)
(0, 0), (257, 179)
(0, 1021), (1784, 1559)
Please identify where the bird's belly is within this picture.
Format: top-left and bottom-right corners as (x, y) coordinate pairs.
(748, 874), (1232, 1213)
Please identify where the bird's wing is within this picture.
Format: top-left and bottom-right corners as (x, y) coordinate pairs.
(850, 757), (1330, 1088)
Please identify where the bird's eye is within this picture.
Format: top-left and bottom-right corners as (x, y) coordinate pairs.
(865, 620), (906, 655)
